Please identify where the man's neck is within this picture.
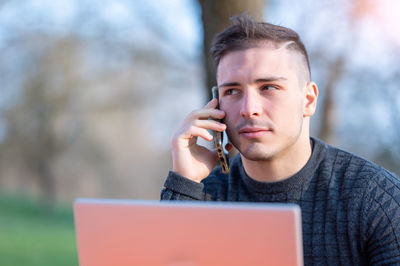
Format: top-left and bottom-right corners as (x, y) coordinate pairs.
(241, 137), (312, 183)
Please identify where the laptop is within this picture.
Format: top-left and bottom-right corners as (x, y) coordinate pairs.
(74, 199), (303, 266)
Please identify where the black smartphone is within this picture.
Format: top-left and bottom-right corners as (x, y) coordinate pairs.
(211, 86), (230, 174)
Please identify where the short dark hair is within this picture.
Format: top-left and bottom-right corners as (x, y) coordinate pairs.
(211, 15), (311, 81)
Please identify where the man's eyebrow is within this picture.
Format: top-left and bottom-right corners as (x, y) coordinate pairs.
(218, 82), (241, 88)
(219, 77), (287, 88)
(255, 77), (288, 83)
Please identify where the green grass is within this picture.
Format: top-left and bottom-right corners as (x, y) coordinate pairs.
(0, 194), (78, 266)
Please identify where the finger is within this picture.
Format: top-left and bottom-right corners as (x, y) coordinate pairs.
(204, 98), (219, 109)
(188, 108), (225, 121)
(182, 125), (214, 142)
(193, 119), (226, 132)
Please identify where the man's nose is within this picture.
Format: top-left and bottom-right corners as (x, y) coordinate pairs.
(239, 89), (262, 118)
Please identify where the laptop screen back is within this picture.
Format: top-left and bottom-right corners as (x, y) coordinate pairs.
(74, 199), (303, 266)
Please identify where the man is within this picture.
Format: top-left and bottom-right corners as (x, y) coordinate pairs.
(161, 15), (400, 265)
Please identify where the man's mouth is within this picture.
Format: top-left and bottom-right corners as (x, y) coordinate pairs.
(239, 127), (272, 138)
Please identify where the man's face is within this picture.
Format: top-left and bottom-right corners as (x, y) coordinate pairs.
(217, 45), (309, 161)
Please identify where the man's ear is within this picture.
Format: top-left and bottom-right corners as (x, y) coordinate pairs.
(303, 81), (318, 117)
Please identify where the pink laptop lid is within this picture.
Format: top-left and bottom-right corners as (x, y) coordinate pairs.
(74, 199), (303, 266)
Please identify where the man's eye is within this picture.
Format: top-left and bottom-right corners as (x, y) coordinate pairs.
(261, 85), (277, 91)
(261, 85), (278, 91)
(225, 89), (239, 95)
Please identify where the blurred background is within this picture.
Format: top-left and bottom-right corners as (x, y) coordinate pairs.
(0, 0), (399, 265)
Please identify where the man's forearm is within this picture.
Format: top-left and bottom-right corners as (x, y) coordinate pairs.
(160, 171), (205, 200)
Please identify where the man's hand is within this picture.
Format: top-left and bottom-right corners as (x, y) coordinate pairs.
(171, 98), (226, 183)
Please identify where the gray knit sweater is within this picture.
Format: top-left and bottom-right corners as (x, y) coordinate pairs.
(161, 138), (400, 265)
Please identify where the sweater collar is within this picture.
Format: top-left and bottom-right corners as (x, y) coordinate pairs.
(240, 137), (327, 194)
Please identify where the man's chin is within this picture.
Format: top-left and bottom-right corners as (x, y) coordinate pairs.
(238, 145), (276, 162)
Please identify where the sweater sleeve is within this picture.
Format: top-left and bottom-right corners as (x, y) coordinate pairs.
(160, 171), (204, 200)
(362, 169), (400, 265)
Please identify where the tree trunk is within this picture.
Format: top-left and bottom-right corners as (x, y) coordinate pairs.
(318, 56), (345, 144)
(198, 0), (265, 100)
(36, 160), (56, 214)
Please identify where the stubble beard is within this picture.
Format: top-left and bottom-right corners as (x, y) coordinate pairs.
(228, 134), (282, 162)
(226, 118), (304, 162)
